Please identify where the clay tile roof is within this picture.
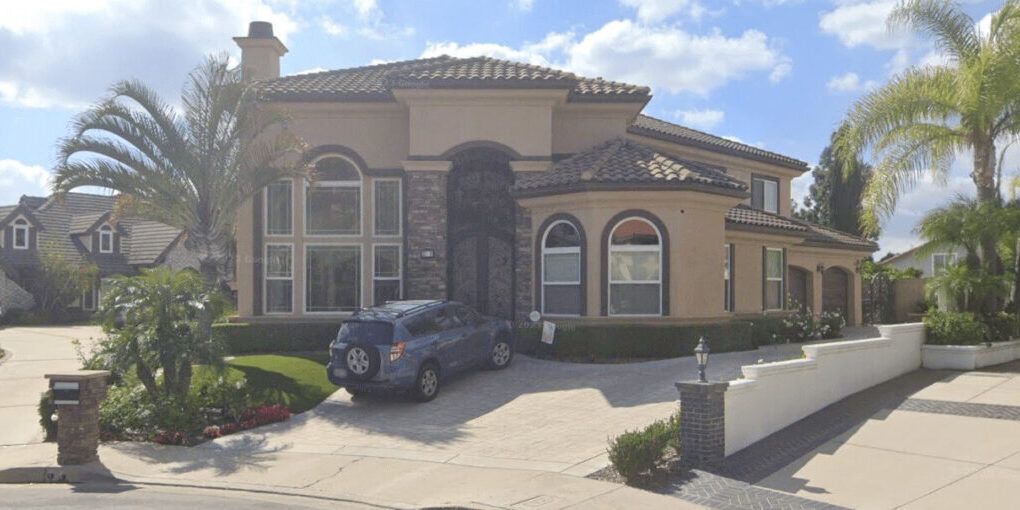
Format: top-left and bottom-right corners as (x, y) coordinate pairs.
(258, 56), (649, 102)
(628, 114), (808, 171)
(514, 137), (748, 197)
(725, 205), (877, 252)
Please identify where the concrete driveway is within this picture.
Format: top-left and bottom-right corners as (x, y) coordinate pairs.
(0, 325), (103, 446)
(205, 343), (802, 476)
(759, 362), (1020, 509)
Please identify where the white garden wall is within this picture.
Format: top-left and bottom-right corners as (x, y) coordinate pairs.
(724, 323), (925, 456)
(922, 340), (1020, 370)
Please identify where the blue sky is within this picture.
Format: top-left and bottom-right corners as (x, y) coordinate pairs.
(0, 0), (1007, 256)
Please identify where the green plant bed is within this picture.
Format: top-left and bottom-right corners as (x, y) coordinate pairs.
(515, 321), (753, 361)
(194, 353), (337, 414)
(213, 322), (340, 354)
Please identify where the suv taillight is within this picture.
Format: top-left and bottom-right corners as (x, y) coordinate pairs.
(390, 342), (406, 362)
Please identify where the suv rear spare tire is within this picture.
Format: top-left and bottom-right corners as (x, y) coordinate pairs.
(343, 344), (381, 381)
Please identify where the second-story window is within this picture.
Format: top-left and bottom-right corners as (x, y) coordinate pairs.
(266, 179), (293, 236)
(12, 218), (29, 249)
(751, 175), (779, 214)
(306, 156), (362, 236)
(99, 225), (113, 253)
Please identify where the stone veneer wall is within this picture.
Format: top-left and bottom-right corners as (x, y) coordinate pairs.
(0, 269), (35, 312)
(514, 204), (533, 323)
(405, 171), (448, 300)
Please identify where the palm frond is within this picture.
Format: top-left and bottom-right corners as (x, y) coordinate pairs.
(889, 0), (979, 63)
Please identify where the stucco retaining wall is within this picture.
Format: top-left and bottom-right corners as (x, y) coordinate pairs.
(921, 340), (1020, 370)
(724, 323), (924, 456)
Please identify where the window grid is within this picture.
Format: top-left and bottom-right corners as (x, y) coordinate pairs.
(264, 243), (294, 314)
(372, 179), (402, 237)
(541, 220), (582, 316)
(265, 179), (293, 236)
(765, 247), (784, 311)
(608, 218), (663, 317)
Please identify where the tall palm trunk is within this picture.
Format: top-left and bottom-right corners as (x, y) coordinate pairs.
(974, 138), (1003, 313)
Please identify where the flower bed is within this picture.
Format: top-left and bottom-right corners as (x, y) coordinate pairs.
(921, 339), (1020, 370)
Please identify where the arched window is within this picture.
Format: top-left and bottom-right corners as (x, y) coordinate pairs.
(305, 155), (362, 236)
(12, 218), (29, 250)
(608, 217), (662, 316)
(99, 224), (113, 253)
(541, 220), (583, 316)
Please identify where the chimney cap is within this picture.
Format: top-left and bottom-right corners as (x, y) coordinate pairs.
(248, 21), (274, 38)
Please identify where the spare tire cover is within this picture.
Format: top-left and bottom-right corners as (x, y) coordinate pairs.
(343, 343), (381, 380)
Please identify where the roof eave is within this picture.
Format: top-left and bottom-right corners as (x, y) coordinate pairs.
(627, 125), (809, 172)
(513, 181), (749, 200)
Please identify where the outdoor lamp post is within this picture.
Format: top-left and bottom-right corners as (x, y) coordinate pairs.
(694, 336), (710, 383)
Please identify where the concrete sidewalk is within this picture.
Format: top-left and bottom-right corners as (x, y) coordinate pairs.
(1, 442), (703, 509)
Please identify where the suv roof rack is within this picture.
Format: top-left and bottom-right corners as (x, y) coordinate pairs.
(394, 300), (444, 318)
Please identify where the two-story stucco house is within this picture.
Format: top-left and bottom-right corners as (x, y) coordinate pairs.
(232, 22), (876, 327)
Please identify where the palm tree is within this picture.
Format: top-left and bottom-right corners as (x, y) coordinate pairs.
(835, 0), (1020, 274)
(53, 55), (308, 306)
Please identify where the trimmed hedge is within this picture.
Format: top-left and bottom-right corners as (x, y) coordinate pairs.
(213, 322), (340, 354)
(516, 321), (753, 359)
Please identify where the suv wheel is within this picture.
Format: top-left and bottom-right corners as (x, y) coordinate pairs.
(412, 362), (440, 402)
(487, 336), (513, 370)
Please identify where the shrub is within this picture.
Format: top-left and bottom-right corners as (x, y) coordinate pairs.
(748, 316), (793, 347)
(781, 310), (817, 343)
(38, 391), (57, 442)
(983, 312), (1019, 343)
(515, 322), (753, 360)
(817, 311), (846, 339)
(924, 311), (988, 345)
(607, 411), (681, 483)
(213, 322), (340, 354)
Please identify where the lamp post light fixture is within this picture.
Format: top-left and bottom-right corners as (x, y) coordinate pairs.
(694, 336), (710, 383)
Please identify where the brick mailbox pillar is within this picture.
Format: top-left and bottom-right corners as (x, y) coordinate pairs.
(675, 381), (728, 469)
(45, 370), (110, 465)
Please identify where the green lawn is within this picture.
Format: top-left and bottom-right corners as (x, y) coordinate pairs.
(193, 352), (338, 414)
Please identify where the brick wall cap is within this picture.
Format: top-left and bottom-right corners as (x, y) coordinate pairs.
(675, 381), (729, 393)
(46, 370), (111, 381)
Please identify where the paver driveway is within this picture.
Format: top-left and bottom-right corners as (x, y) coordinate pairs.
(205, 344), (802, 475)
(0, 325), (103, 446)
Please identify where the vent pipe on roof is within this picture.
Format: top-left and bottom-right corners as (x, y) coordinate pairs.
(233, 21), (288, 81)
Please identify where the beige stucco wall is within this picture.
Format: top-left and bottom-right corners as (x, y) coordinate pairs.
(786, 246), (865, 325)
(551, 103), (641, 155)
(627, 132), (805, 217)
(278, 103), (409, 168)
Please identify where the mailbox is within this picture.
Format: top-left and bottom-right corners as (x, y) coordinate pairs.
(51, 381), (81, 405)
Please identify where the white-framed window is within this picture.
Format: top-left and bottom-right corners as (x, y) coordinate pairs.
(12, 218), (29, 249)
(608, 217), (662, 316)
(305, 244), (362, 313)
(305, 155), (362, 236)
(264, 243), (293, 314)
(752, 176), (779, 214)
(542, 220), (582, 316)
(81, 282), (97, 311)
(932, 253), (957, 274)
(764, 247), (784, 311)
(265, 179), (293, 236)
(372, 244), (402, 305)
(724, 243), (732, 312)
(373, 179), (401, 236)
(98, 224), (113, 253)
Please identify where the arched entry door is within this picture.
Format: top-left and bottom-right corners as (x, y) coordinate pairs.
(822, 267), (849, 320)
(447, 148), (516, 318)
(788, 266), (811, 312)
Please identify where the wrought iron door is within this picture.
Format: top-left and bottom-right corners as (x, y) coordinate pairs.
(447, 148), (515, 318)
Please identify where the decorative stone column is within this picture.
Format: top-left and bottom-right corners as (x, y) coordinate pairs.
(402, 160), (451, 300)
(45, 371), (110, 465)
(675, 380), (729, 469)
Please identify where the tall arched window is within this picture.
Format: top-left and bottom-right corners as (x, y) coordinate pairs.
(99, 224), (113, 253)
(608, 217), (662, 316)
(541, 220), (583, 316)
(12, 218), (29, 250)
(305, 155), (362, 236)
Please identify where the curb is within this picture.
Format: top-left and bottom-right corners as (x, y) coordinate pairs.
(0, 463), (117, 484)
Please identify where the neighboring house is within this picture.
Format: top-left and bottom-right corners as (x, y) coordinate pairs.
(880, 243), (967, 278)
(0, 192), (199, 312)
(232, 22), (877, 326)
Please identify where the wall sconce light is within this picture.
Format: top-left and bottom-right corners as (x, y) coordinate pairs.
(420, 248), (435, 259)
(816, 263), (825, 273)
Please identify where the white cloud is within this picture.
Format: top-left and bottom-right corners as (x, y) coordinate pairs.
(512, 0), (536, 11)
(675, 109), (724, 130)
(318, 16), (346, 36)
(721, 135), (765, 148)
(0, 0), (298, 109)
(619, 0), (707, 23)
(819, 0), (910, 51)
(318, 5), (414, 41)
(421, 41), (553, 66)
(826, 71), (878, 93)
(792, 170), (813, 205)
(0, 159), (52, 202)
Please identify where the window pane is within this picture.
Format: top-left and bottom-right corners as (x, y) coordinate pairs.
(373, 280), (400, 305)
(545, 222), (580, 248)
(266, 280), (293, 313)
(100, 233), (111, 252)
(766, 281), (782, 310)
(266, 180), (292, 235)
(751, 179), (763, 210)
(766, 249), (783, 278)
(611, 219), (659, 245)
(314, 157), (359, 181)
(544, 252), (579, 282)
(374, 180), (400, 235)
(544, 285), (581, 315)
(306, 186), (360, 235)
(306, 246), (360, 312)
(374, 245), (400, 278)
(266, 245), (292, 277)
(610, 251), (660, 281)
(14, 228), (26, 247)
(610, 283), (660, 315)
(406, 311), (442, 337)
(764, 180), (778, 213)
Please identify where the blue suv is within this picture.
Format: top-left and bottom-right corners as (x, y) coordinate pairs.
(326, 300), (514, 401)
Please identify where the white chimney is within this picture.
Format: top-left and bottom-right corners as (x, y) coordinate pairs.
(233, 21), (288, 81)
